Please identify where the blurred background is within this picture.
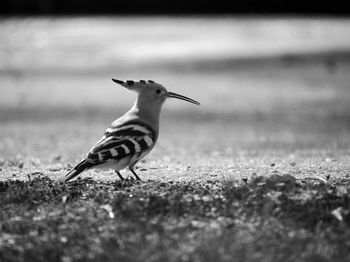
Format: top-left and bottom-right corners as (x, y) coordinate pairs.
(1, 1), (350, 179)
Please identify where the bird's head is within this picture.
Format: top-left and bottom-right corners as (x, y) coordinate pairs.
(112, 79), (200, 106)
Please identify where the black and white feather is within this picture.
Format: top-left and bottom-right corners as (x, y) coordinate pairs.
(65, 121), (156, 182)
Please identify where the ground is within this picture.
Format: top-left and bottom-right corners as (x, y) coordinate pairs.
(0, 17), (350, 262)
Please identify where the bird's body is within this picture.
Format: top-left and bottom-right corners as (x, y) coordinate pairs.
(64, 79), (199, 182)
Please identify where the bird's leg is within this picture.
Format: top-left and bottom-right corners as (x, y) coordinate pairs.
(129, 165), (141, 180)
(115, 170), (125, 180)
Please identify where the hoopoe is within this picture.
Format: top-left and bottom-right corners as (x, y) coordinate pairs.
(64, 79), (200, 182)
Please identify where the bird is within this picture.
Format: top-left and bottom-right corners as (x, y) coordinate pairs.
(64, 79), (200, 182)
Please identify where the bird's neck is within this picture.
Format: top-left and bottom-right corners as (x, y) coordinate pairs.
(129, 96), (161, 129)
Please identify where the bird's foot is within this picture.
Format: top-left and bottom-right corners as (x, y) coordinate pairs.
(115, 170), (125, 180)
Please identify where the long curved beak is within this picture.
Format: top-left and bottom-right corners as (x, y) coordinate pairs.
(168, 91), (200, 105)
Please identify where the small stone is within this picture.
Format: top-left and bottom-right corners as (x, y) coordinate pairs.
(48, 165), (63, 171)
(62, 195), (68, 203)
(60, 236), (68, 243)
(53, 155), (62, 162)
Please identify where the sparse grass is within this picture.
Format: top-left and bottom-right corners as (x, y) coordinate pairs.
(0, 176), (350, 262)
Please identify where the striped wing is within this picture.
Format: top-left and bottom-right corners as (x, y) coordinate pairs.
(85, 122), (155, 166)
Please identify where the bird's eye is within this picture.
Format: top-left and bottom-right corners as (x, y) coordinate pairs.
(155, 89), (161, 94)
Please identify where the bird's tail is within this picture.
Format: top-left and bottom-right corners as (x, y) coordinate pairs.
(64, 159), (89, 182)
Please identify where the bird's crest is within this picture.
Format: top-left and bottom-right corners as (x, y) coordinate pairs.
(112, 79), (157, 87)
(112, 79), (163, 93)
